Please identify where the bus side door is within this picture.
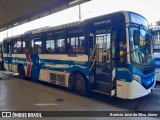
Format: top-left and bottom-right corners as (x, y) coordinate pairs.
(88, 26), (116, 96)
(3, 40), (12, 71)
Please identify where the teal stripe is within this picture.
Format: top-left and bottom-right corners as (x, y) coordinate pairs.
(4, 57), (89, 76)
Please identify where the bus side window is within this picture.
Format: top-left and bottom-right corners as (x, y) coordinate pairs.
(24, 47), (29, 53)
(77, 36), (85, 53)
(3, 42), (8, 54)
(13, 39), (21, 54)
(5, 43), (12, 55)
(117, 28), (127, 67)
(34, 42), (42, 53)
(55, 39), (65, 53)
(55, 31), (65, 54)
(66, 38), (73, 53)
(24, 37), (31, 54)
(46, 32), (55, 53)
(71, 37), (76, 53)
(32, 34), (42, 54)
(67, 36), (85, 54)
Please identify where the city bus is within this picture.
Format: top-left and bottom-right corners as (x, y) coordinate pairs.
(2, 11), (156, 99)
(151, 26), (160, 81)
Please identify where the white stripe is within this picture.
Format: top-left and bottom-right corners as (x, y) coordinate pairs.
(3, 54), (88, 62)
(34, 103), (59, 106)
(42, 54), (88, 62)
(44, 64), (69, 68)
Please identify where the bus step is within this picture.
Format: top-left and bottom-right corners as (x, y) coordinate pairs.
(92, 89), (111, 95)
(96, 79), (111, 84)
(93, 80), (112, 94)
(96, 73), (111, 82)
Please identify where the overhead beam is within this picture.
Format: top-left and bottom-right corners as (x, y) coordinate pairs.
(0, 0), (91, 31)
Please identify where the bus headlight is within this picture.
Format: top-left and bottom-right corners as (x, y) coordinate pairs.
(133, 74), (141, 83)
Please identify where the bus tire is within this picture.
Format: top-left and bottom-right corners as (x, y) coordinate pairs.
(68, 74), (75, 92)
(18, 66), (26, 79)
(75, 73), (87, 95)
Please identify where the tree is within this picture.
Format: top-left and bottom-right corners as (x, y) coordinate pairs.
(156, 20), (160, 25)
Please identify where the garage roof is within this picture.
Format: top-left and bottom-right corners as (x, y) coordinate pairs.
(0, 0), (90, 31)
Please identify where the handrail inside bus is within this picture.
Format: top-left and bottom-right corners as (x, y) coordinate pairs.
(89, 44), (98, 61)
(89, 44), (98, 71)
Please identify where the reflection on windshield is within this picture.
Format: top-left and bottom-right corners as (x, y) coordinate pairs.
(130, 27), (153, 65)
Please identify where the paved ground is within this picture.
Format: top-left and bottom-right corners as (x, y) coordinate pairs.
(0, 71), (160, 120)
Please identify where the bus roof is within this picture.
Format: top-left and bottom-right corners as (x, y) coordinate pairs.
(3, 34), (23, 41)
(29, 21), (82, 35)
(3, 11), (145, 41)
(24, 11), (132, 35)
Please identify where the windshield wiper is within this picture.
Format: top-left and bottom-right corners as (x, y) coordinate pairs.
(125, 46), (141, 56)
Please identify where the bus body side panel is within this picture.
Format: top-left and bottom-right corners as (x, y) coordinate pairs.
(9, 53), (89, 88)
(66, 55), (88, 76)
(40, 54), (68, 86)
(41, 54), (89, 87)
(29, 54), (42, 80)
(3, 54), (8, 70)
(11, 54), (26, 73)
(3, 54), (12, 71)
(9, 54), (43, 81)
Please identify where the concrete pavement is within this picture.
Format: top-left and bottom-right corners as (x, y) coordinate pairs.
(0, 71), (159, 120)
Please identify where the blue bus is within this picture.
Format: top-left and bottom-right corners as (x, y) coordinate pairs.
(2, 11), (156, 99)
(151, 26), (160, 81)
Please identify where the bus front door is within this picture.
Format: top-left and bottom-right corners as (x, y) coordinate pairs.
(6, 43), (12, 71)
(90, 29), (116, 96)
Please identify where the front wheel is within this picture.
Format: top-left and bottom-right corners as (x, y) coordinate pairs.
(75, 73), (87, 95)
(18, 66), (26, 79)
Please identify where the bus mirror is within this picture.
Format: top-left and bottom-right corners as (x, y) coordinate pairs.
(145, 33), (151, 42)
(133, 30), (140, 45)
(150, 28), (152, 32)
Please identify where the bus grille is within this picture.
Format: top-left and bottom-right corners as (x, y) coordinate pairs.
(143, 67), (155, 74)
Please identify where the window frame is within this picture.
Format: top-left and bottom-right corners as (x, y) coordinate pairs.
(12, 37), (22, 54)
(54, 30), (66, 54)
(22, 36), (31, 54)
(31, 34), (43, 54)
(46, 31), (55, 54)
(66, 27), (86, 54)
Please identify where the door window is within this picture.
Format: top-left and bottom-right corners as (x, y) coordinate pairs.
(96, 31), (111, 63)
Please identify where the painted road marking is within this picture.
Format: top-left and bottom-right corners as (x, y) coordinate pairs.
(34, 103), (60, 106)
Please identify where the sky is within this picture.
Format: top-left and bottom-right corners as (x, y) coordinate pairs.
(0, 0), (160, 41)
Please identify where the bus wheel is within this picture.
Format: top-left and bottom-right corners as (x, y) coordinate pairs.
(68, 74), (75, 92)
(18, 66), (26, 79)
(75, 73), (86, 95)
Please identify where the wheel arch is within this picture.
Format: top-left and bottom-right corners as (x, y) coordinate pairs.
(68, 70), (89, 91)
(17, 63), (25, 72)
(69, 70), (89, 81)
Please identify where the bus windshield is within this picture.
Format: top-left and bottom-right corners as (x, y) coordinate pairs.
(129, 26), (153, 65)
(129, 13), (153, 65)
